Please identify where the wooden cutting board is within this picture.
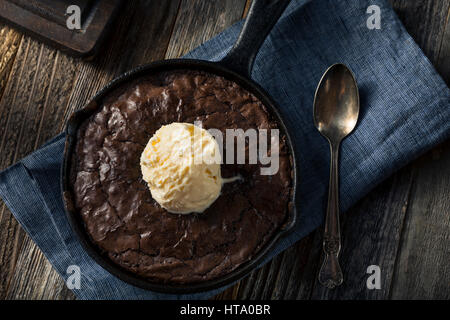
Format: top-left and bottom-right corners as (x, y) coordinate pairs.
(0, 0), (123, 58)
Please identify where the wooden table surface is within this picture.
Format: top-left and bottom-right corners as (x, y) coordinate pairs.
(0, 0), (448, 300)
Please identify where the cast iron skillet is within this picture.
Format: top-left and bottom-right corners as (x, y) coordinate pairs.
(62, 0), (299, 293)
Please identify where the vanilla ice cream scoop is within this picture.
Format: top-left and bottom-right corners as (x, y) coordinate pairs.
(140, 122), (222, 214)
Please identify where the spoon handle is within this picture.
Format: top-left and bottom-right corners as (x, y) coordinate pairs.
(318, 142), (343, 289)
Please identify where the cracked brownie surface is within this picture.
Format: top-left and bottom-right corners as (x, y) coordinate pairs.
(71, 70), (292, 284)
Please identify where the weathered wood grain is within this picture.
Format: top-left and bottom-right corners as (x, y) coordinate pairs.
(436, 14), (450, 84)
(213, 233), (319, 300)
(0, 37), (78, 299)
(0, 0), (181, 300)
(165, 0), (247, 59)
(34, 52), (79, 147)
(0, 25), (22, 101)
(0, 24), (23, 299)
(309, 167), (415, 299)
(0, 36), (41, 299)
(5, 235), (75, 300)
(390, 142), (450, 299)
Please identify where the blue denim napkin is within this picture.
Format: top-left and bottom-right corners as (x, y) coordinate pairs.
(0, 0), (449, 299)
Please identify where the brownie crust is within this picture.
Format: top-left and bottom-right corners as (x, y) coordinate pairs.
(71, 70), (292, 284)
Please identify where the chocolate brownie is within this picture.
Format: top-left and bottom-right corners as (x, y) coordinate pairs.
(71, 70), (292, 284)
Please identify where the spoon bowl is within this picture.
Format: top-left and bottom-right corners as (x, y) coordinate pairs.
(313, 63), (360, 289)
(314, 64), (359, 143)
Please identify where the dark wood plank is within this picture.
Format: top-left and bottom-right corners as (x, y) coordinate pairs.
(214, 233), (319, 300)
(0, 25), (22, 101)
(273, 233), (321, 299)
(435, 15), (450, 84)
(0, 37), (80, 299)
(0, 23), (80, 301)
(0, 0), (180, 300)
(165, 0), (247, 59)
(0, 36), (43, 299)
(390, 142), (450, 299)
(5, 234), (76, 299)
(309, 167), (415, 299)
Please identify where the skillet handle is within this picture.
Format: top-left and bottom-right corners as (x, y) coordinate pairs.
(219, 0), (290, 77)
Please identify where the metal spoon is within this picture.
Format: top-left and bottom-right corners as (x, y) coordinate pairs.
(313, 63), (360, 289)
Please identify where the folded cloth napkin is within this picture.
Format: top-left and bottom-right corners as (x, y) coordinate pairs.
(0, 0), (449, 299)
